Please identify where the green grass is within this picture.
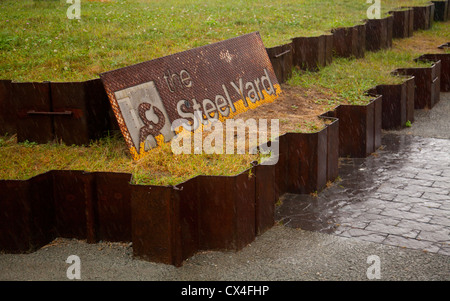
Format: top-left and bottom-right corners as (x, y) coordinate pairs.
(287, 19), (450, 105)
(392, 21), (450, 55)
(0, 133), (258, 185)
(287, 48), (435, 105)
(0, 0), (434, 82)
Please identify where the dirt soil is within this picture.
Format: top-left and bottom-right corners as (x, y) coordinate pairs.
(392, 34), (449, 55)
(237, 84), (346, 134)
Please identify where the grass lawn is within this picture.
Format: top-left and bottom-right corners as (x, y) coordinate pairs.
(0, 0), (448, 185)
(287, 20), (450, 105)
(0, 0), (435, 81)
(0, 132), (259, 185)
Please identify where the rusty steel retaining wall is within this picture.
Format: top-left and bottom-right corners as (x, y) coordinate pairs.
(0, 117), (340, 266)
(322, 95), (382, 158)
(432, 0), (449, 21)
(266, 43), (293, 84)
(413, 3), (435, 30)
(365, 15), (394, 51)
(0, 79), (119, 143)
(394, 59), (441, 109)
(291, 34), (333, 72)
(418, 53), (450, 92)
(331, 24), (366, 58)
(367, 76), (416, 129)
(1, 3), (449, 266)
(0, 171), (133, 253)
(390, 8), (415, 38)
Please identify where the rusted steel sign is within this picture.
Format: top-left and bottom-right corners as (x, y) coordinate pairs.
(100, 32), (281, 160)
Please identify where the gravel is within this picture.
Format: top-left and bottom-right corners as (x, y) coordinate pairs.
(1, 226), (449, 281)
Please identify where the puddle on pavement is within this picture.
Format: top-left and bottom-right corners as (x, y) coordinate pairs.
(274, 133), (443, 233)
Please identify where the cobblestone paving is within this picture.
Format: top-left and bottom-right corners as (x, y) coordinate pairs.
(276, 134), (450, 256)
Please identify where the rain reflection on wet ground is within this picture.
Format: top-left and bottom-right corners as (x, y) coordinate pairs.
(276, 134), (450, 255)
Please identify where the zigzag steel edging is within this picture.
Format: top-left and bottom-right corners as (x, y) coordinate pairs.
(268, 1), (447, 83)
(0, 117), (339, 266)
(367, 76), (416, 130)
(0, 50), (444, 265)
(0, 2), (448, 266)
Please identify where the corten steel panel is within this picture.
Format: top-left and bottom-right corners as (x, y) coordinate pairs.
(233, 169), (256, 250)
(356, 24), (366, 59)
(317, 129), (328, 191)
(173, 177), (200, 264)
(131, 185), (177, 265)
(196, 171), (256, 251)
(335, 105), (364, 157)
(448, 0), (450, 19)
(0, 181), (32, 253)
(408, 9), (415, 36)
(84, 78), (118, 137)
(51, 82), (90, 145)
(391, 9), (414, 38)
(196, 175), (233, 250)
(420, 54), (450, 91)
(364, 100), (375, 156)
(331, 27), (351, 58)
(84, 172), (96, 243)
(52, 170), (91, 239)
(254, 164), (275, 236)
(395, 66), (435, 109)
(434, 60), (441, 104)
(266, 43), (293, 84)
(292, 36), (317, 70)
(447, 1), (450, 19)
(376, 84), (407, 129)
(431, 4), (436, 27)
(13, 82), (53, 143)
(274, 133), (289, 199)
(285, 130), (327, 194)
(324, 34), (334, 65)
(431, 78), (438, 108)
(323, 117), (339, 182)
(51, 80), (115, 145)
(100, 32), (281, 161)
(373, 95), (382, 150)
(292, 35), (332, 71)
(94, 172), (132, 242)
(28, 172), (56, 249)
(404, 77), (416, 123)
(335, 97), (379, 158)
(386, 15), (394, 49)
(365, 17), (388, 51)
(331, 26), (361, 58)
(432, 1), (449, 21)
(0, 80), (15, 135)
(413, 5), (432, 30)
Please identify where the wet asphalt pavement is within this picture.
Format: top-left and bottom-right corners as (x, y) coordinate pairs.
(0, 94), (449, 281)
